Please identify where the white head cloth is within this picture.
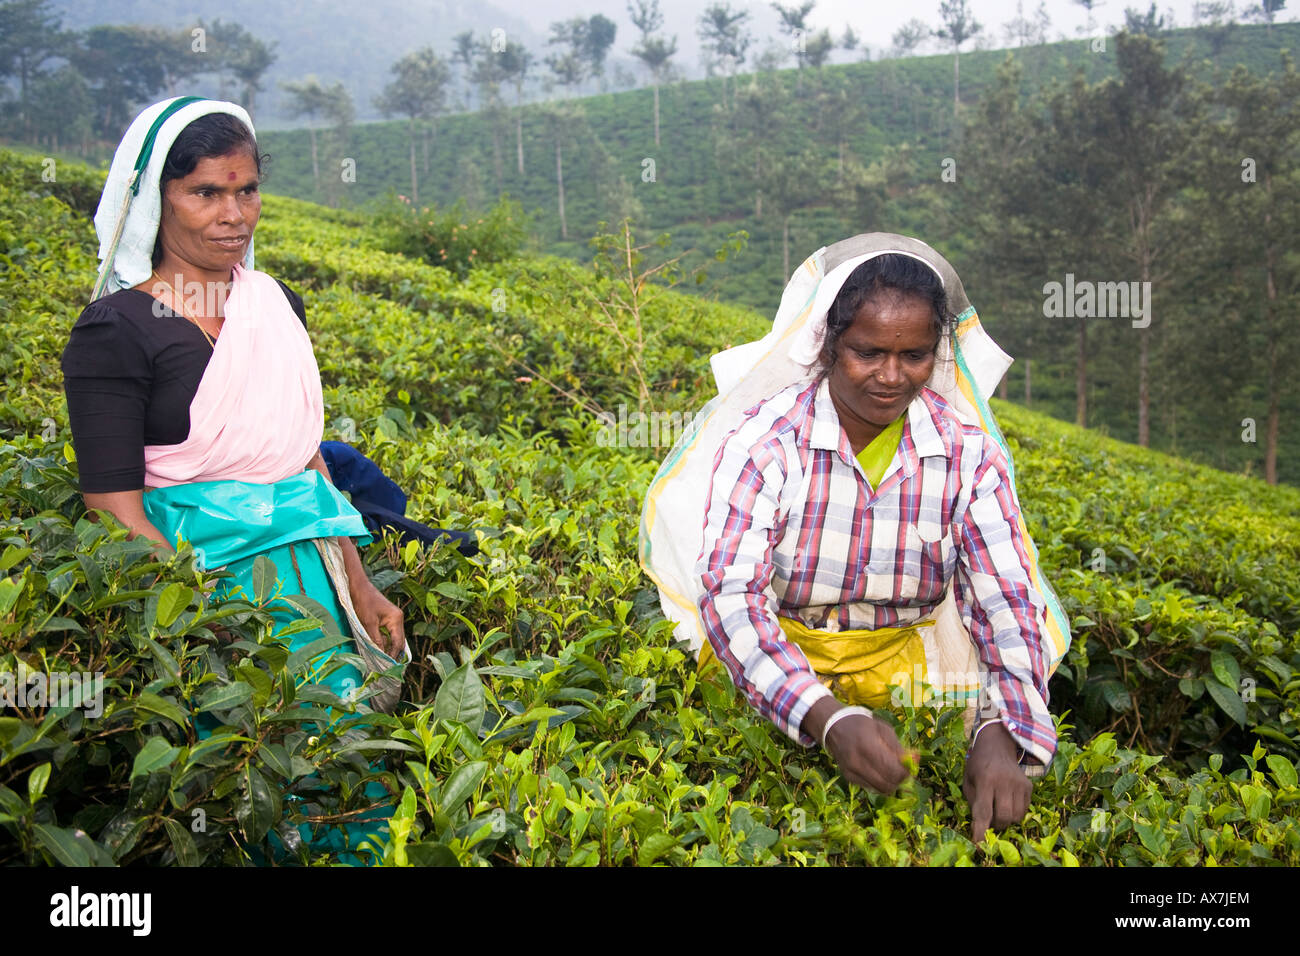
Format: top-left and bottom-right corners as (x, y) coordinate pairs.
(708, 233), (1008, 408)
(93, 97), (257, 298)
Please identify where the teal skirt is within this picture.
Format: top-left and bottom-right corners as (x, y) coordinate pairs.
(220, 539), (364, 703)
(145, 471), (394, 864)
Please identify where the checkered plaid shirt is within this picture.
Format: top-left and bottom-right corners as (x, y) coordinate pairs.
(696, 378), (1056, 771)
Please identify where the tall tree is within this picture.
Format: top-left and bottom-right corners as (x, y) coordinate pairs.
(841, 25), (860, 57)
(989, 34), (1199, 439)
(584, 14), (618, 86)
(765, 147), (836, 278)
(628, 0), (677, 146)
(473, 38), (511, 188)
(890, 19), (930, 57)
(964, 55), (1118, 428)
(72, 25), (170, 138)
(283, 76), (332, 195)
(770, 0), (833, 70)
(718, 71), (834, 276)
(1123, 3), (1172, 34)
(803, 30), (835, 68)
(814, 72), (869, 185)
(1004, 0), (1038, 46)
(225, 30), (276, 119)
(195, 20), (276, 118)
(1244, 0), (1285, 32)
(452, 31), (478, 109)
(1091, 33), (1200, 446)
(1211, 54), (1300, 482)
(374, 47), (450, 205)
(714, 72), (774, 218)
(318, 81), (354, 208)
(498, 40), (533, 174)
(545, 19), (589, 97)
(540, 101), (587, 239)
(935, 0), (982, 116)
(0, 0), (69, 139)
(545, 16), (615, 95)
(27, 64), (92, 150)
(697, 2), (752, 108)
(772, 1), (815, 70)
(1192, 2), (1238, 59)
(157, 24), (206, 96)
(1074, 0), (1104, 35)
(961, 56), (1062, 411)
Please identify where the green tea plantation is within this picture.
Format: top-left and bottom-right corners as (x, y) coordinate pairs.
(2, 150), (1298, 867)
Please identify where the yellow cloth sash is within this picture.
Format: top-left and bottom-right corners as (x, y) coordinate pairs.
(699, 614), (933, 709)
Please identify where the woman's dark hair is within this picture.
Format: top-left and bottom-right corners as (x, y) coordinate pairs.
(817, 253), (953, 375)
(153, 113), (268, 266)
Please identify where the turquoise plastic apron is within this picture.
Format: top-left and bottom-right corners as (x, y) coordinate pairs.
(143, 469), (392, 864)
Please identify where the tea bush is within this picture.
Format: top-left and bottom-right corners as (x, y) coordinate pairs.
(3, 148), (1299, 866)
(372, 193), (529, 278)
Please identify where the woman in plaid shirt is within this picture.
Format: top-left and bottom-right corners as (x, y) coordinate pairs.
(693, 248), (1057, 838)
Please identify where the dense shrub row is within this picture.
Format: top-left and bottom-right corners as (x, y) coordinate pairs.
(2, 152), (1298, 864)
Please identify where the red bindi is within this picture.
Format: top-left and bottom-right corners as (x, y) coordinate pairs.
(228, 172), (236, 180)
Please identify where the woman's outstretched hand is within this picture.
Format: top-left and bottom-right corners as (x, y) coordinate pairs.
(963, 720), (1032, 839)
(349, 576), (406, 658)
(804, 697), (915, 794)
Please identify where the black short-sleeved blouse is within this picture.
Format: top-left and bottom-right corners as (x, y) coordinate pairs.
(61, 279), (307, 494)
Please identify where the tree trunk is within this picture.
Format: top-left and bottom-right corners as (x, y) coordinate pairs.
(408, 119), (419, 205)
(516, 111), (525, 174)
(1137, 256), (1151, 447)
(1168, 388), (1177, 454)
(492, 123), (503, 191)
(1137, 328), (1149, 446)
(423, 125), (430, 175)
(653, 83), (661, 146)
(1263, 170), (1279, 485)
(953, 50), (960, 116)
(1266, 369), (1280, 485)
(309, 126), (320, 195)
(556, 139), (567, 239)
(782, 216), (791, 279)
(1076, 316), (1087, 428)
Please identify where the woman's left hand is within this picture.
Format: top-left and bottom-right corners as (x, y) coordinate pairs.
(963, 721), (1032, 840)
(349, 576), (406, 658)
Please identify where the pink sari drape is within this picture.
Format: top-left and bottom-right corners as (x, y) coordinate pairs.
(143, 263), (324, 487)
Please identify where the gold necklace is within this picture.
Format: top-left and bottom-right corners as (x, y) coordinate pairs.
(150, 269), (221, 348)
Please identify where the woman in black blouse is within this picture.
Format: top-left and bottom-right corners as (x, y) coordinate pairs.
(64, 97), (407, 860)
(63, 97), (406, 706)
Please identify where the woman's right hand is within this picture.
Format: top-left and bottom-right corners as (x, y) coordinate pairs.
(827, 713), (914, 793)
(805, 697), (914, 794)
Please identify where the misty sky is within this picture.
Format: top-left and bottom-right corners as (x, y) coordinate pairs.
(791, 0), (1288, 45)
(549, 0), (1294, 60)
(496, 0), (1296, 76)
